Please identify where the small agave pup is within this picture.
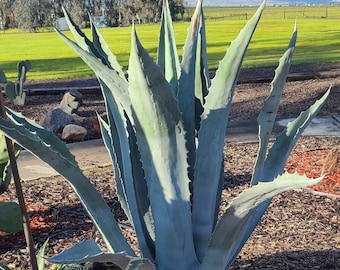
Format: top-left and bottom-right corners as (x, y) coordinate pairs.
(0, 0), (330, 269)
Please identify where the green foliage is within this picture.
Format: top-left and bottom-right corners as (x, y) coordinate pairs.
(0, 130), (22, 235)
(0, 201), (23, 233)
(2, 60), (31, 105)
(0, 0), (330, 269)
(0, 132), (21, 194)
(122, 0), (185, 24)
(12, 0), (53, 32)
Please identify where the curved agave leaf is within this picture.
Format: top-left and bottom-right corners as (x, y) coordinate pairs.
(98, 102), (155, 261)
(61, 7), (101, 58)
(192, 0), (267, 261)
(60, 11), (155, 260)
(62, 6), (126, 80)
(157, 0), (180, 94)
(202, 173), (323, 269)
(264, 88), (330, 182)
(55, 29), (131, 117)
(251, 23), (297, 186)
(0, 110), (134, 255)
(48, 239), (155, 270)
(177, 0), (202, 180)
(90, 18), (126, 80)
(220, 88), (330, 267)
(128, 26), (199, 268)
(194, 3), (210, 124)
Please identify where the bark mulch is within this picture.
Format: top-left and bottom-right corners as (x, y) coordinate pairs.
(0, 63), (339, 269)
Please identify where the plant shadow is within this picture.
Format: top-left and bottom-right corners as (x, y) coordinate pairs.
(231, 249), (339, 269)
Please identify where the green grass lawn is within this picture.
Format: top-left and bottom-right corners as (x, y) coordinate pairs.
(1, 5), (340, 81)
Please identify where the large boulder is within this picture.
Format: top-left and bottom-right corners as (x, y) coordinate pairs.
(39, 89), (99, 142)
(40, 108), (74, 133)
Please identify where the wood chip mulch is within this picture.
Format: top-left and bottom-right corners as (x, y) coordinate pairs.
(0, 137), (338, 269)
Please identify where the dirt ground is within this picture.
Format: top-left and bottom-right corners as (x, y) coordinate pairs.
(0, 63), (339, 269)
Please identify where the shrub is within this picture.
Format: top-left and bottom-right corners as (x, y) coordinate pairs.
(0, 0), (329, 269)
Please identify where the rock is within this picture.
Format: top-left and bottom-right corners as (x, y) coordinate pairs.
(71, 113), (86, 123)
(61, 124), (87, 141)
(68, 101), (81, 110)
(59, 90), (83, 114)
(60, 90), (83, 106)
(40, 108), (74, 133)
(58, 104), (75, 115)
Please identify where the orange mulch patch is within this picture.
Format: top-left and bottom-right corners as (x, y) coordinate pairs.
(0, 201), (57, 247)
(285, 148), (340, 196)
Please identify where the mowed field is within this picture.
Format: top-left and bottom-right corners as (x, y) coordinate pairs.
(1, 5), (340, 80)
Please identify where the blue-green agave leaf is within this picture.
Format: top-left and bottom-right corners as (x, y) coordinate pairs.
(55, 29), (131, 116)
(157, 0), (180, 94)
(62, 7), (125, 80)
(0, 111), (134, 255)
(177, 0), (202, 179)
(194, 3), (210, 107)
(251, 23), (297, 186)
(222, 88), (330, 266)
(0, 201), (23, 233)
(126, 258), (156, 270)
(264, 88), (330, 183)
(98, 112), (132, 222)
(202, 173), (323, 269)
(90, 18), (126, 80)
(194, 5), (210, 135)
(128, 26), (199, 268)
(192, 0), (267, 261)
(48, 239), (155, 269)
(58, 17), (155, 260)
(61, 7), (99, 56)
(98, 104), (155, 261)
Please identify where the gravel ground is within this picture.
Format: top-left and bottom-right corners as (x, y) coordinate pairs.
(0, 63), (339, 269)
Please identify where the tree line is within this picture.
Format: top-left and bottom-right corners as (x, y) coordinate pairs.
(0, 0), (186, 32)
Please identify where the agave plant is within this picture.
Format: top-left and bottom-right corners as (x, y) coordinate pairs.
(0, 0), (329, 269)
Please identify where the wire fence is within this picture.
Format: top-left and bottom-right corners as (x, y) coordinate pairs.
(185, 5), (340, 21)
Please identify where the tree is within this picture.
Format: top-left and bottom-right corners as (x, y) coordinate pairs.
(122, 0), (185, 24)
(169, 0), (184, 20)
(0, 0), (14, 30)
(58, 0), (84, 26)
(12, 0), (53, 32)
(12, 0), (39, 32)
(103, 0), (122, 26)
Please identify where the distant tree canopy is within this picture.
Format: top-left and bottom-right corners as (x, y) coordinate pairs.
(12, 0), (53, 32)
(122, 0), (185, 24)
(0, 0), (186, 32)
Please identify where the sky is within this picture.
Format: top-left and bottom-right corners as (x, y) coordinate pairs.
(185, 0), (340, 6)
